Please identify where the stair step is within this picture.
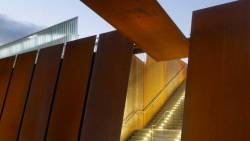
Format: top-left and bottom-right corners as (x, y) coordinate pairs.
(127, 82), (186, 141)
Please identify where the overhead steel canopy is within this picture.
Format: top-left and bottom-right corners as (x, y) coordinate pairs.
(81, 0), (189, 61)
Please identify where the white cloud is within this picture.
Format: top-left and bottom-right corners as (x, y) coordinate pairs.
(0, 14), (43, 46)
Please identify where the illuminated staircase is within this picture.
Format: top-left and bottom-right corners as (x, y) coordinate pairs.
(128, 82), (186, 141)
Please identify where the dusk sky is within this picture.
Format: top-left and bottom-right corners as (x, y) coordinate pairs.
(0, 0), (236, 45)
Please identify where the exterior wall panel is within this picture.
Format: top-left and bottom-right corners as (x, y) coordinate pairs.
(46, 37), (95, 141)
(183, 1), (250, 141)
(0, 56), (15, 118)
(18, 45), (63, 141)
(0, 51), (37, 141)
(80, 31), (133, 141)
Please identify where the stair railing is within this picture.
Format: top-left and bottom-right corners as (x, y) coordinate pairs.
(123, 66), (186, 126)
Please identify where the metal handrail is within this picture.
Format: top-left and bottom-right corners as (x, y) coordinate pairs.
(123, 66), (186, 125)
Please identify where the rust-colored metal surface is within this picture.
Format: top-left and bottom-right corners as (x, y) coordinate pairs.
(80, 31), (132, 141)
(81, 0), (189, 61)
(0, 51), (37, 141)
(18, 45), (63, 141)
(46, 37), (95, 141)
(0, 56), (15, 118)
(183, 1), (250, 141)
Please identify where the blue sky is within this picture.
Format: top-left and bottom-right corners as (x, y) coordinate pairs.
(0, 0), (236, 45)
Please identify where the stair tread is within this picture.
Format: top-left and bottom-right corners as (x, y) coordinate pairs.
(127, 82), (186, 141)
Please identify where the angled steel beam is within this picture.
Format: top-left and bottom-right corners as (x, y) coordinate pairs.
(81, 0), (189, 61)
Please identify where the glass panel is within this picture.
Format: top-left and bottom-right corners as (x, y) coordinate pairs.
(0, 17), (78, 59)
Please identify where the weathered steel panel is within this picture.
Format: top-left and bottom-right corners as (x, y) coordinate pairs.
(18, 45), (63, 141)
(183, 1), (250, 141)
(81, 0), (189, 60)
(0, 51), (37, 141)
(46, 37), (95, 141)
(80, 31), (133, 141)
(0, 56), (15, 118)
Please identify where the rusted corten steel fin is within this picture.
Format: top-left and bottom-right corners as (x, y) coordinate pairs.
(81, 0), (189, 61)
